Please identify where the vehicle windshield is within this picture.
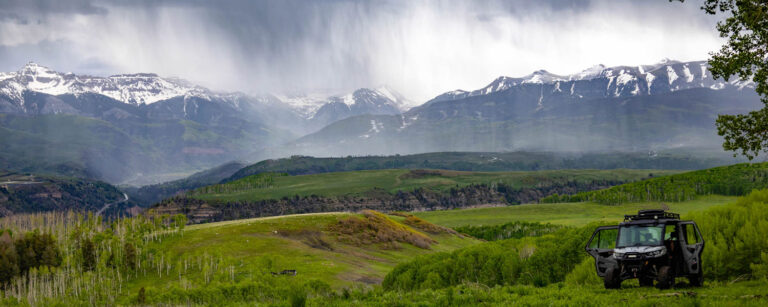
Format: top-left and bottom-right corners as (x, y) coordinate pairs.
(617, 224), (664, 247)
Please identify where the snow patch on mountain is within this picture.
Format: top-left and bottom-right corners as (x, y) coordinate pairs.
(570, 64), (606, 81)
(666, 66), (679, 85)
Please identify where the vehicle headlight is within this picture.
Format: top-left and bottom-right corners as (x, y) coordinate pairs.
(645, 248), (665, 257)
(613, 252), (624, 259)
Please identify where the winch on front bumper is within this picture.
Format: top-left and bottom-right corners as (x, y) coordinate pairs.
(613, 247), (668, 280)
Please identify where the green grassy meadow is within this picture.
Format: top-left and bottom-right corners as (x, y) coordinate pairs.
(125, 212), (478, 299)
(190, 168), (680, 202)
(413, 195), (737, 227)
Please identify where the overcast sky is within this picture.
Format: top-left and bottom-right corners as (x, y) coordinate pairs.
(0, 0), (724, 102)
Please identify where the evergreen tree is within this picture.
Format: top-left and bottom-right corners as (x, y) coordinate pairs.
(81, 238), (96, 271)
(125, 242), (137, 270)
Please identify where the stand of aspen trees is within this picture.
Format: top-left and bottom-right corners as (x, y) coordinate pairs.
(0, 210), (189, 305)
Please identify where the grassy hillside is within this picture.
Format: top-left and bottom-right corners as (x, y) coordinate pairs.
(414, 195), (736, 227)
(190, 168), (678, 202)
(382, 190), (768, 301)
(127, 211), (476, 294)
(542, 162), (768, 205)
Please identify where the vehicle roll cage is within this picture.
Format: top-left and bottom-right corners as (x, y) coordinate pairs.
(624, 209), (680, 222)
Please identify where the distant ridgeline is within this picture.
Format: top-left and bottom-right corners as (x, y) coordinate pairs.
(542, 163), (768, 205)
(150, 169), (678, 224)
(225, 152), (735, 183)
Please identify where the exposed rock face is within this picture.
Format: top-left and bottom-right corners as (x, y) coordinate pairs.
(152, 180), (623, 224)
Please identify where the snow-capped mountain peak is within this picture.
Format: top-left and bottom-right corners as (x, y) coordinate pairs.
(0, 63), (212, 106)
(279, 86), (412, 120)
(427, 59), (754, 104)
(522, 70), (566, 84)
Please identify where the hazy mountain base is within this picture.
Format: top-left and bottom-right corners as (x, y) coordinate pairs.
(124, 161), (247, 206)
(0, 91), (292, 184)
(283, 88), (762, 157)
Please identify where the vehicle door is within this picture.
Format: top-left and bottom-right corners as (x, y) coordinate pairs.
(678, 221), (704, 274)
(585, 226), (618, 277)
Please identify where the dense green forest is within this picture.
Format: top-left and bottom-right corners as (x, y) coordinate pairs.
(542, 163), (768, 205)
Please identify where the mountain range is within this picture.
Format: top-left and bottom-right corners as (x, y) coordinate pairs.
(0, 63), (409, 184)
(280, 59), (760, 157)
(0, 59), (761, 184)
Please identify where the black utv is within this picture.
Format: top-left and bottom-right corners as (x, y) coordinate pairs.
(585, 210), (704, 289)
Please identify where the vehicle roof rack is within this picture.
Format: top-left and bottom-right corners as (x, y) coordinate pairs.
(624, 209), (680, 222)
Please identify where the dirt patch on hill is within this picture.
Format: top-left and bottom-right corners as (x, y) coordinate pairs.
(275, 229), (335, 251)
(328, 210), (436, 249)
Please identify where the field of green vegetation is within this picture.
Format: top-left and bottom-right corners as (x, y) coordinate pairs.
(414, 195), (736, 227)
(1, 164), (768, 305)
(189, 168), (678, 202)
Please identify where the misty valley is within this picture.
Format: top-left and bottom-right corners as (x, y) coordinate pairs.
(1, 0), (768, 306)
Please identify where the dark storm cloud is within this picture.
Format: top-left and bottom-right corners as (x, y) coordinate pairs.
(0, 0), (723, 102)
(0, 0), (107, 16)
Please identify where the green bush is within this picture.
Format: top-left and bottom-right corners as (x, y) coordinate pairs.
(686, 189), (768, 281)
(382, 225), (596, 290)
(454, 221), (565, 241)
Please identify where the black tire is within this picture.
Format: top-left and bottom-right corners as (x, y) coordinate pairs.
(604, 267), (621, 289)
(656, 266), (674, 289)
(639, 276), (654, 287)
(688, 270), (703, 287)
